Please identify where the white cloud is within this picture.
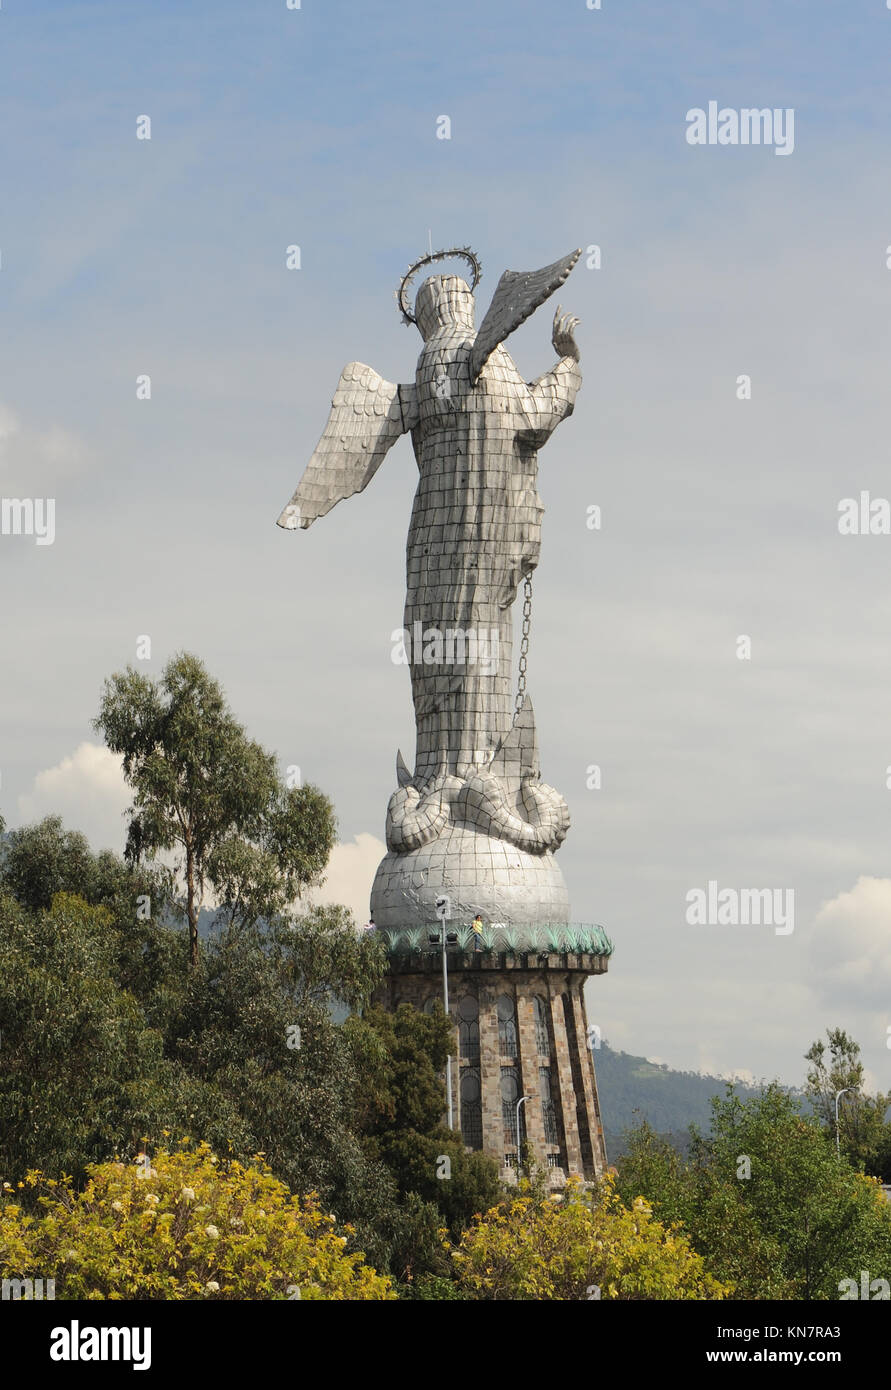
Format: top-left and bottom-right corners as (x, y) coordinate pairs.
(14, 752), (385, 928)
(0, 402), (87, 496)
(810, 876), (891, 1010)
(17, 742), (129, 854)
(308, 831), (385, 926)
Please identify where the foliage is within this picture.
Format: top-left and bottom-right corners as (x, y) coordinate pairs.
(0, 1143), (394, 1300)
(451, 1174), (729, 1300)
(7, 789), (891, 1301)
(0, 822), (457, 1286)
(161, 910), (402, 1270)
(350, 1004), (501, 1228)
(2, 651), (520, 1293)
(615, 1086), (891, 1298)
(614, 1119), (792, 1298)
(1, 816), (108, 912)
(805, 1028), (891, 1177)
(0, 816), (181, 1021)
(347, 1002), (501, 1288)
(0, 888), (185, 1184)
(404, 1273), (470, 1300)
(94, 652), (336, 966)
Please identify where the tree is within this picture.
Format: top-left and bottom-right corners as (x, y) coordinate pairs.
(349, 1004), (501, 1238)
(162, 908), (396, 1253)
(0, 863), (409, 1281)
(615, 1085), (891, 1299)
(94, 652), (336, 967)
(0, 836), (406, 1266)
(614, 1117), (793, 1298)
(451, 1174), (729, 1300)
(0, 1143), (394, 1299)
(0, 816), (178, 1011)
(0, 807), (496, 1290)
(805, 1028), (890, 1175)
(0, 888), (190, 1183)
(0, 816), (96, 911)
(342, 1002), (502, 1290)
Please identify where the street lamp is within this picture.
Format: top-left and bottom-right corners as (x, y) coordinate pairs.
(516, 1095), (529, 1174)
(834, 1086), (857, 1159)
(434, 896), (455, 1129)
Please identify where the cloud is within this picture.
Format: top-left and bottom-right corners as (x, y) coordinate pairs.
(308, 832), (385, 926)
(14, 748), (385, 928)
(17, 742), (129, 854)
(0, 403), (88, 496)
(810, 876), (891, 1010)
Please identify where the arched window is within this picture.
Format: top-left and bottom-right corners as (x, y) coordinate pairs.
(460, 1068), (483, 1150)
(533, 996), (550, 1056)
(458, 993), (480, 1061)
(496, 993), (517, 1058)
(501, 1065), (523, 1148)
(540, 1065), (559, 1145)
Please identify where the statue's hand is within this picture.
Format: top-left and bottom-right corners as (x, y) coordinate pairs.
(552, 305), (581, 363)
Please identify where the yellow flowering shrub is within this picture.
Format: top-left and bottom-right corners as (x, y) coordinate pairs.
(451, 1175), (731, 1300)
(0, 1142), (394, 1300)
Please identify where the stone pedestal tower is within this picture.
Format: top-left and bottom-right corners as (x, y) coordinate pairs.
(374, 930), (611, 1181)
(278, 244), (612, 1182)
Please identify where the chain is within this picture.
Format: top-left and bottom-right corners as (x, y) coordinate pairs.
(514, 574), (533, 721)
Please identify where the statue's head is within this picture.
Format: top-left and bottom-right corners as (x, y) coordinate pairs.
(414, 275), (475, 339)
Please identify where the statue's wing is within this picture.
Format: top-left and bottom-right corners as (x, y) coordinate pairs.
(469, 248), (581, 384)
(276, 363), (417, 530)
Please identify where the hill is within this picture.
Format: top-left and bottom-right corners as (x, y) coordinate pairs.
(595, 1041), (765, 1159)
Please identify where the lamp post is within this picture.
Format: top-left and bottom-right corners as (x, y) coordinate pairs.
(516, 1095), (529, 1174)
(834, 1086), (856, 1159)
(434, 896), (454, 1129)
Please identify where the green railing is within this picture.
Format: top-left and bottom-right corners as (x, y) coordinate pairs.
(380, 921), (613, 958)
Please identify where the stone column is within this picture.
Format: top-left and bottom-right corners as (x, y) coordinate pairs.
(478, 980), (502, 1160)
(516, 984), (548, 1164)
(547, 978), (584, 1177)
(570, 983), (605, 1176)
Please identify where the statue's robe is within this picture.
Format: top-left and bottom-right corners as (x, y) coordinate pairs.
(407, 334), (580, 784)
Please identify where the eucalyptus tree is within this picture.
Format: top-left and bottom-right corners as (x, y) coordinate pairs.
(94, 652), (335, 968)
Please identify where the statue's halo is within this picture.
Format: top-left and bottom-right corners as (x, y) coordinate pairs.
(397, 246), (482, 325)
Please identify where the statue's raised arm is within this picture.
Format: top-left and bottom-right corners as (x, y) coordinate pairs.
(469, 247), (581, 383)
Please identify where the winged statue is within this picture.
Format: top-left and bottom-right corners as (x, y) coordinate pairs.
(277, 247), (583, 919)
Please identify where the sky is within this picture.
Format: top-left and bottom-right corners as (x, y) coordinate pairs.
(2, 0), (891, 1096)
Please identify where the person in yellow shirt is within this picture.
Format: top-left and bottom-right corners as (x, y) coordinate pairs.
(471, 913), (484, 951)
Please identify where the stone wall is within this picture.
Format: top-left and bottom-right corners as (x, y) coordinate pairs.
(375, 950), (609, 1183)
